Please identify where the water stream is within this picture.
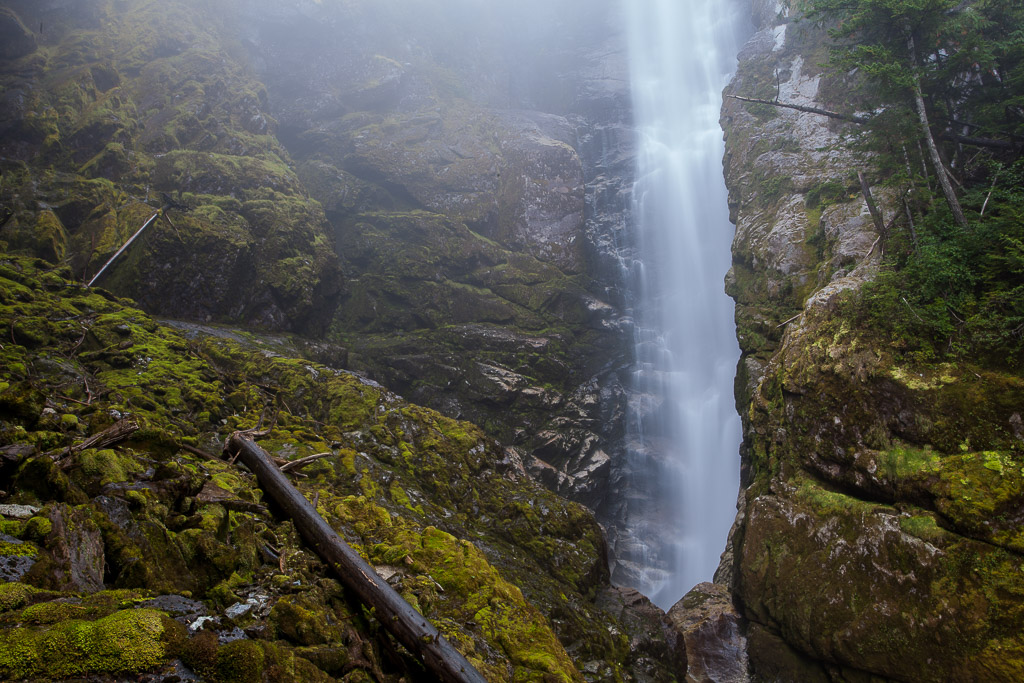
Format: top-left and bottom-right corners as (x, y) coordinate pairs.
(618, 0), (745, 609)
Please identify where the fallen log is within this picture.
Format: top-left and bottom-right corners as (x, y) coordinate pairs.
(224, 433), (488, 683)
(726, 95), (1018, 149)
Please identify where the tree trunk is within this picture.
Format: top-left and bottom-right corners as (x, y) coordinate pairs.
(224, 433), (488, 683)
(858, 171), (888, 245)
(905, 31), (969, 229)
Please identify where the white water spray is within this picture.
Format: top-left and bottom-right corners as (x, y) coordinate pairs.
(618, 0), (745, 609)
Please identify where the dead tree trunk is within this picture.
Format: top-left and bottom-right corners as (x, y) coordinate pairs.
(905, 30), (969, 230)
(224, 433), (488, 683)
(725, 94), (871, 124)
(858, 172), (887, 238)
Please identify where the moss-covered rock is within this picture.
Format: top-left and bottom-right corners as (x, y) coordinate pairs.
(722, 4), (1024, 680)
(0, 256), (658, 680)
(0, 0), (339, 334)
(0, 608), (167, 679)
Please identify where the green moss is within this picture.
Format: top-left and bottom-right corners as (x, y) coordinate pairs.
(270, 595), (342, 647)
(20, 600), (86, 625)
(0, 608), (166, 679)
(217, 639), (266, 683)
(899, 514), (948, 543)
(805, 180), (848, 210)
(33, 211), (68, 262)
(0, 540), (38, 557)
(0, 519), (26, 537)
(0, 582), (43, 613)
(877, 445), (942, 479)
(794, 478), (873, 516)
(76, 448), (144, 487)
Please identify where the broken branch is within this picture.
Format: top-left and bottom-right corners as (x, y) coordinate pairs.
(87, 210), (161, 287)
(279, 452), (331, 473)
(50, 418), (139, 464)
(858, 171), (887, 240)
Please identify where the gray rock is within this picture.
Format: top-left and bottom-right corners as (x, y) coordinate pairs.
(0, 503), (40, 519)
(44, 503), (105, 592)
(0, 533), (36, 581)
(667, 582), (750, 683)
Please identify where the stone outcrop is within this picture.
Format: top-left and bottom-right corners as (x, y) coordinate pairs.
(720, 2), (1024, 681)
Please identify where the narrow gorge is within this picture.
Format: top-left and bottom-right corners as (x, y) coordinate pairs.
(0, 0), (1021, 681)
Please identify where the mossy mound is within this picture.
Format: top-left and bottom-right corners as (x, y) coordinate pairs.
(0, 607), (167, 679)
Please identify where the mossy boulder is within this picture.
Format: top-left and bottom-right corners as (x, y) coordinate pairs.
(729, 265), (1024, 681)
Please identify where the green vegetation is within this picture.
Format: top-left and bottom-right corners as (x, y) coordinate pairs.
(798, 0), (1024, 367)
(0, 609), (167, 679)
(847, 158), (1024, 366)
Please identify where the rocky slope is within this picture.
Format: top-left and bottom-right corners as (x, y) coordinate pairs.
(0, 256), (677, 681)
(0, 0), (639, 552)
(720, 1), (1024, 680)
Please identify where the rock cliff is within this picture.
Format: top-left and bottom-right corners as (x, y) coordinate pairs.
(720, 1), (1024, 680)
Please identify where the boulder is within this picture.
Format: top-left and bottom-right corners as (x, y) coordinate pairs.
(667, 583), (749, 683)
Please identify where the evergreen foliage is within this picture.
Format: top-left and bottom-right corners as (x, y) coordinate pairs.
(803, 0), (1024, 366)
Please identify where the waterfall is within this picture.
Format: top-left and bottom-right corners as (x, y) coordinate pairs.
(617, 0), (745, 609)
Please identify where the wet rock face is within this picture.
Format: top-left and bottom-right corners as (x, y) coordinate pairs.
(721, 2), (1024, 680)
(0, 8), (36, 60)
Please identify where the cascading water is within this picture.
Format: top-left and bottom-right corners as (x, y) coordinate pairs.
(617, 0), (745, 609)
